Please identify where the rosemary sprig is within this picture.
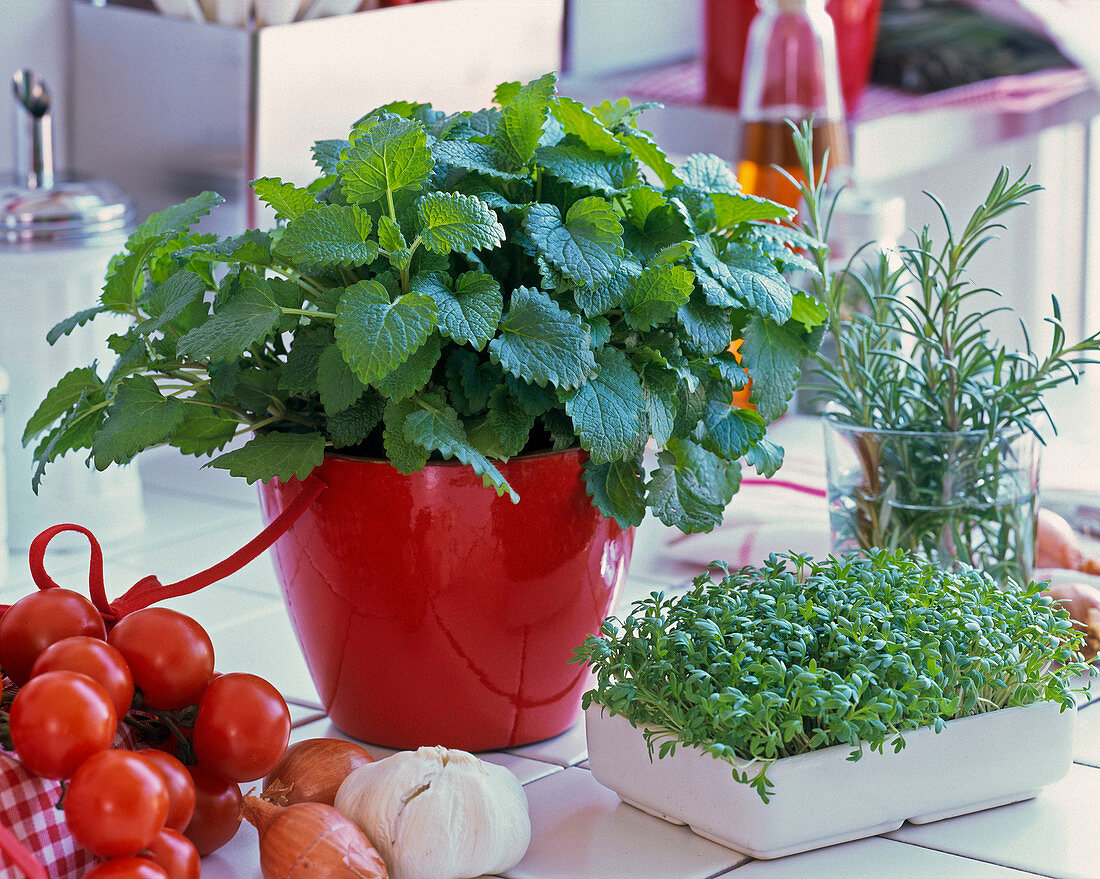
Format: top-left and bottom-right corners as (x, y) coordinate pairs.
(793, 124), (1100, 581)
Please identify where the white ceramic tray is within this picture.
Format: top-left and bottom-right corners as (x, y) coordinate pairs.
(585, 700), (1075, 859)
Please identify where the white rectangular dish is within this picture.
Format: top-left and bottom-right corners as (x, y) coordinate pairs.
(585, 700), (1075, 859)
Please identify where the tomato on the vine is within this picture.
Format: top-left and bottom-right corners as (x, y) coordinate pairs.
(107, 608), (214, 711)
(139, 827), (200, 879)
(192, 672), (291, 783)
(139, 749), (197, 832)
(183, 764), (242, 856)
(0, 588), (106, 685)
(9, 671), (117, 779)
(64, 750), (169, 858)
(82, 858), (169, 879)
(30, 635), (134, 719)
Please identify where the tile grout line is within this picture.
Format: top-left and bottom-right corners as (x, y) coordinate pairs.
(885, 836), (1063, 878)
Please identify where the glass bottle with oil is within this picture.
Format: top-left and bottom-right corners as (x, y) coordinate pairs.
(736, 0), (851, 210)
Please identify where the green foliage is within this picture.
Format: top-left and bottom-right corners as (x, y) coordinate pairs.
(795, 122), (1100, 581)
(26, 75), (823, 528)
(576, 550), (1088, 801)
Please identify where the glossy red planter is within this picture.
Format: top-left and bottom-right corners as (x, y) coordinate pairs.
(258, 448), (633, 751)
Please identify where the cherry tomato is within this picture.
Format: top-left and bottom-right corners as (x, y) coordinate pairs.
(139, 750), (197, 832)
(139, 828), (200, 879)
(9, 671), (117, 779)
(107, 608), (214, 710)
(183, 764), (242, 856)
(82, 858), (169, 879)
(0, 588), (106, 685)
(64, 750), (169, 858)
(30, 635), (134, 719)
(192, 672), (290, 782)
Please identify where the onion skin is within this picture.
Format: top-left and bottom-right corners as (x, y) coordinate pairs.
(242, 795), (388, 879)
(261, 738), (375, 807)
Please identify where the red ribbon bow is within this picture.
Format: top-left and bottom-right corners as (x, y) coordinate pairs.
(11, 473), (326, 625)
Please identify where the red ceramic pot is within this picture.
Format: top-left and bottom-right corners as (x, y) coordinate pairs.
(258, 448), (633, 751)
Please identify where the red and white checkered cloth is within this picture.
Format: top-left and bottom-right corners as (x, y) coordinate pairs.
(0, 750), (94, 879)
(0, 726), (139, 879)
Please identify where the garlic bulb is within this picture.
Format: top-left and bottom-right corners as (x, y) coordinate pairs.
(333, 746), (530, 879)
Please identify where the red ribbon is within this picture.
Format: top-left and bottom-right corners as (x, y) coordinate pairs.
(0, 821), (47, 879)
(11, 473), (326, 625)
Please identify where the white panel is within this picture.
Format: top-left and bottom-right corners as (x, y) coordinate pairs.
(253, 0), (566, 203)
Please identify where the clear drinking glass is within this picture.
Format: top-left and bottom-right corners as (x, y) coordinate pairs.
(822, 415), (1040, 584)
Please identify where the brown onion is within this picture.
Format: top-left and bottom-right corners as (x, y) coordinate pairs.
(242, 796), (388, 879)
(261, 738), (375, 806)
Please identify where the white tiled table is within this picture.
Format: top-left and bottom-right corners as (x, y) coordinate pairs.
(4, 402), (1100, 879)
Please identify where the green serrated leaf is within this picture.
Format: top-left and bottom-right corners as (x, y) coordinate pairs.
(649, 240), (696, 268)
(335, 280), (437, 385)
(637, 361), (678, 447)
(488, 286), (596, 389)
(678, 295), (733, 355)
(101, 238), (162, 312)
(431, 141), (527, 181)
(524, 197), (623, 288)
(541, 407), (577, 451)
(317, 343), (367, 413)
(129, 191), (224, 247)
(374, 333), (442, 402)
(718, 243), (793, 324)
(402, 393), (518, 501)
(207, 431), (325, 484)
(415, 192), (505, 255)
(313, 139), (350, 175)
(138, 271), (207, 336)
(712, 191), (792, 229)
(563, 349), (647, 463)
(484, 384), (536, 458)
(575, 264), (637, 318)
(740, 314), (809, 422)
(170, 406), (240, 456)
(552, 96), (622, 156)
(445, 348), (502, 417)
(46, 306), (105, 346)
(622, 264), (694, 331)
(31, 396), (105, 493)
(746, 437), (785, 477)
(616, 129), (682, 190)
(276, 205), (378, 269)
(383, 397), (431, 473)
(23, 366), (103, 445)
(534, 144), (631, 195)
(494, 81), (523, 107)
(494, 72), (556, 169)
(172, 230), (274, 267)
(327, 391), (385, 449)
(279, 325), (331, 396)
(252, 177), (318, 221)
(92, 375), (187, 468)
(681, 153), (741, 194)
(377, 214), (407, 252)
(701, 380), (767, 460)
(646, 441), (740, 533)
(339, 116), (433, 205)
(625, 195), (694, 263)
(177, 270), (294, 363)
(583, 457), (647, 528)
(791, 290), (828, 332)
(412, 271), (503, 350)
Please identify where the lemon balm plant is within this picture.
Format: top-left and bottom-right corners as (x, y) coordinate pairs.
(25, 73), (822, 534)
